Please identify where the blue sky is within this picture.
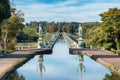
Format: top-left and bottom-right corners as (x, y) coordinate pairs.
(10, 0), (120, 23)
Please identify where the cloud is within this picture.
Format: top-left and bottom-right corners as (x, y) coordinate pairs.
(14, 0), (120, 22)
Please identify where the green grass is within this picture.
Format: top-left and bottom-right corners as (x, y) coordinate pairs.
(15, 42), (38, 50)
(105, 50), (115, 54)
(104, 49), (120, 55)
(16, 42), (38, 48)
(16, 42), (37, 46)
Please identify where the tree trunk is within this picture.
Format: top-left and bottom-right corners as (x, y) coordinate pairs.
(116, 35), (120, 51)
(4, 29), (8, 54)
(0, 24), (1, 42)
(0, 26), (1, 49)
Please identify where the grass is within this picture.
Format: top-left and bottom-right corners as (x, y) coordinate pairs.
(16, 42), (37, 46)
(15, 42), (38, 49)
(104, 49), (120, 56)
(0, 42), (37, 54)
(105, 50), (115, 54)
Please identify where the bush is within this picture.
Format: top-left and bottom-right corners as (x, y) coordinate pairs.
(0, 49), (4, 55)
(116, 50), (120, 55)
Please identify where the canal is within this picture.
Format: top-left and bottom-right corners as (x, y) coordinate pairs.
(6, 38), (119, 80)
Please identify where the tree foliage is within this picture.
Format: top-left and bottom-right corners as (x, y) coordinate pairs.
(16, 27), (39, 42)
(1, 9), (24, 50)
(0, 0), (11, 21)
(62, 23), (72, 33)
(84, 8), (120, 52)
(0, 0), (11, 42)
(100, 8), (120, 51)
(26, 21), (79, 34)
(49, 23), (58, 33)
(84, 26), (115, 49)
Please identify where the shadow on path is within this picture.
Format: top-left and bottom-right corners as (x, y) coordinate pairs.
(91, 54), (120, 60)
(0, 54), (31, 58)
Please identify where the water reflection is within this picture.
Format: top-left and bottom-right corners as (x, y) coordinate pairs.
(103, 72), (120, 80)
(7, 71), (25, 80)
(5, 39), (120, 80)
(77, 54), (85, 77)
(37, 54), (45, 80)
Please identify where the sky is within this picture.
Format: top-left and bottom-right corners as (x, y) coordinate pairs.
(10, 0), (120, 23)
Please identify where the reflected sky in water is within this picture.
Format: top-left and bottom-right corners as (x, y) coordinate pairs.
(7, 39), (113, 80)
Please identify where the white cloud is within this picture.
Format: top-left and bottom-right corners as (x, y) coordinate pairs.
(14, 0), (120, 22)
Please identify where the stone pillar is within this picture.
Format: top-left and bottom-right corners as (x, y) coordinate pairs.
(78, 38), (84, 48)
(37, 24), (43, 48)
(38, 38), (43, 48)
(78, 24), (84, 48)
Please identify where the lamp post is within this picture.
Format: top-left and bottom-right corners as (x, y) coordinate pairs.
(78, 24), (84, 48)
(38, 24), (43, 48)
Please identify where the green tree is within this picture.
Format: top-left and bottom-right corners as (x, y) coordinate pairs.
(22, 27), (38, 41)
(82, 22), (100, 37)
(85, 26), (114, 49)
(0, 0), (11, 22)
(0, 0), (11, 41)
(62, 23), (72, 33)
(100, 8), (120, 51)
(16, 27), (39, 42)
(1, 9), (24, 51)
(66, 24), (72, 33)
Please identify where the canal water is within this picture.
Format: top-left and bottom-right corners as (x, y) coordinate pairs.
(6, 39), (119, 80)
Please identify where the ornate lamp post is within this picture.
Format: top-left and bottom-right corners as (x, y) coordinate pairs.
(38, 24), (43, 48)
(78, 24), (84, 48)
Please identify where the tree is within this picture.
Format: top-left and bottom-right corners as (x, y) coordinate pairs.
(66, 24), (72, 33)
(16, 27), (39, 42)
(100, 8), (120, 51)
(1, 9), (24, 51)
(49, 23), (58, 33)
(0, 0), (11, 21)
(62, 23), (73, 33)
(0, 0), (11, 41)
(85, 26), (115, 49)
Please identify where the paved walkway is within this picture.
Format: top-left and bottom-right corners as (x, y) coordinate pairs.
(83, 50), (120, 67)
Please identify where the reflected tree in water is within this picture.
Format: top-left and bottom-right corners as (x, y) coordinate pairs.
(7, 71), (25, 80)
(103, 72), (120, 80)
